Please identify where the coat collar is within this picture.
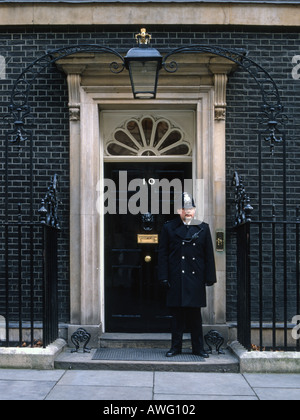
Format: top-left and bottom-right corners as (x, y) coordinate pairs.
(173, 217), (204, 240)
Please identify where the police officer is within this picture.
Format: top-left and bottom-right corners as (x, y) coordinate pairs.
(158, 193), (217, 358)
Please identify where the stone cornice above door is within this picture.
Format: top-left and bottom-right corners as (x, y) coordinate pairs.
(56, 52), (238, 83)
(56, 51), (237, 121)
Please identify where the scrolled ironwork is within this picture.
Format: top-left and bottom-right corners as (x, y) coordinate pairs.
(162, 45), (287, 153)
(71, 328), (91, 353)
(204, 330), (225, 355)
(109, 60), (126, 74)
(3, 42), (287, 155)
(259, 104), (288, 155)
(162, 60), (178, 73)
(39, 174), (61, 229)
(4, 45), (125, 146)
(232, 171), (253, 227)
(3, 105), (32, 145)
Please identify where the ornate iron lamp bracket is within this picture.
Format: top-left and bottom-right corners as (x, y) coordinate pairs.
(3, 42), (287, 154)
(3, 45), (125, 146)
(162, 45), (288, 153)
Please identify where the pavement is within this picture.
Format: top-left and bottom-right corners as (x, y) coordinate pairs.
(0, 369), (300, 401)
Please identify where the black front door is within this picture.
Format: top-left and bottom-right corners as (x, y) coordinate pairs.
(104, 162), (192, 332)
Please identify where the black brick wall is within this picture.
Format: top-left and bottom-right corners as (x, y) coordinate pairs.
(0, 25), (299, 323)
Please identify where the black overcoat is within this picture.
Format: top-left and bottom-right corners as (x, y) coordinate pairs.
(158, 216), (217, 308)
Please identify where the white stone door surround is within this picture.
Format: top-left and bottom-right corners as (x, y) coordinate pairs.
(57, 53), (237, 343)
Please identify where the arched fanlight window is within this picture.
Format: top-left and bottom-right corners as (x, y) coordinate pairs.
(106, 116), (191, 157)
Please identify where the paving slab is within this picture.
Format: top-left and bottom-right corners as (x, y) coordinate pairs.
(57, 369), (154, 388)
(0, 379), (56, 400)
(0, 369), (65, 382)
(0, 369), (65, 400)
(253, 388), (300, 401)
(244, 373), (300, 388)
(46, 369), (154, 400)
(153, 393), (258, 400)
(46, 385), (153, 400)
(0, 368), (299, 400)
(244, 373), (300, 401)
(154, 372), (256, 398)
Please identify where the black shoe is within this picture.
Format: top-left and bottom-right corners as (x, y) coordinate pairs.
(193, 350), (209, 358)
(166, 348), (182, 357)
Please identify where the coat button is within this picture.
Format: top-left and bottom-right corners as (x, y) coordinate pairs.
(193, 243), (196, 246)
(182, 270), (185, 274)
(193, 257), (196, 261)
(192, 271), (195, 275)
(182, 242), (185, 245)
(182, 256), (185, 259)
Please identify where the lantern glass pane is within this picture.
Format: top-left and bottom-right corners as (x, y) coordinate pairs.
(129, 61), (158, 99)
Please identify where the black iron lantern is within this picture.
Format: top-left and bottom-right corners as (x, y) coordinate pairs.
(124, 28), (162, 99)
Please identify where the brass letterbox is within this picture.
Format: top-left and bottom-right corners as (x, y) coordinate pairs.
(137, 234), (159, 244)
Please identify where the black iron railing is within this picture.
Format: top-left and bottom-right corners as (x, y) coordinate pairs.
(233, 173), (300, 351)
(0, 175), (60, 348)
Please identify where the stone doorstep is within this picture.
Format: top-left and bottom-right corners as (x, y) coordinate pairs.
(99, 326), (231, 349)
(0, 339), (67, 370)
(229, 341), (300, 374)
(56, 329), (239, 372)
(100, 333), (192, 349)
(54, 347), (240, 373)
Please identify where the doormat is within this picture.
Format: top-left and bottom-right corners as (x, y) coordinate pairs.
(92, 348), (205, 362)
